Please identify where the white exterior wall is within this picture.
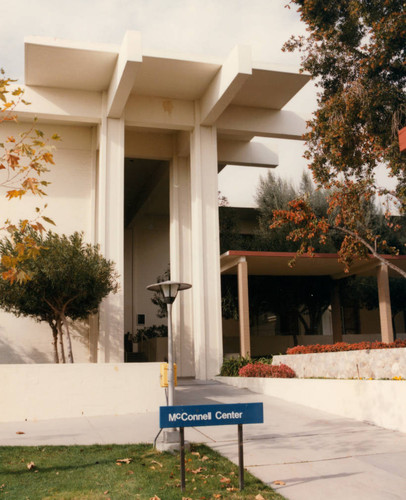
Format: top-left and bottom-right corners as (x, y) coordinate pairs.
(0, 123), (96, 364)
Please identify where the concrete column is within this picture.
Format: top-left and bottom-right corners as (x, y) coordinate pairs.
(331, 282), (343, 343)
(377, 264), (394, 343)
(170, 152), (194, 377)
(96, 109), (125, 362)
(237, 258), (251, 357)
(190, 105), (223, 379)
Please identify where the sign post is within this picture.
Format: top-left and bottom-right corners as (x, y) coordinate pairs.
(160, 402), (264, 491)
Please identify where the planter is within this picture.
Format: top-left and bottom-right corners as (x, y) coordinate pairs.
(273, 348), (406, 379)
(217, 375), (406, 433)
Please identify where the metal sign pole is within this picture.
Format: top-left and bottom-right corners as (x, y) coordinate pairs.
(238, 424), (244, 490)
(180, 427), (186, 492)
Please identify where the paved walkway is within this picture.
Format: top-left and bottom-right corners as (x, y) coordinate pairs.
(1, 379), (406, 500)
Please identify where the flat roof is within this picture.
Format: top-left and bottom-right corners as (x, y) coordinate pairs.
(220, 250), (406, 279)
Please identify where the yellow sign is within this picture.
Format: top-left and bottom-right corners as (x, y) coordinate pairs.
(160, 363), (177, 387)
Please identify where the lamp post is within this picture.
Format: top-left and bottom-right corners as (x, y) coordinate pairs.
(147, 280), (191, 406)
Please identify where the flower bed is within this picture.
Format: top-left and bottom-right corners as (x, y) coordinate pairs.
(286, 339), (406, 355)
(239, 362), (296, 378)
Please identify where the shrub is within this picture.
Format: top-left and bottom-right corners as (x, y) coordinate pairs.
(286, 339), (406, 355)
(220, 356), (251, 377)
(134, 325), (168, 342)
(239, 362), (296, 378)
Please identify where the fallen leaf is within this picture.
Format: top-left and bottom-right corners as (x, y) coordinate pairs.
(220, 477), (231, 484)
(16, 431), (25, 435)
(182, 497), (193, 500)
(256, 495), (266, 500)
(227, 487), (238, 492)
(201, 455), (209, 461)
(150, 466), (156, 470)
(191, 451), (200, 456)
(104, 491), (109, 495)
(273, 480), (286, 486)
(128, 470), (134, 475)
(213, 495), (222, 499)
(192, 467), (203, 474)
(116, 458), (132, 464)
(151, 460), (163, 468)
(27, 462), (35, 470)
(149, 496), (161, 500)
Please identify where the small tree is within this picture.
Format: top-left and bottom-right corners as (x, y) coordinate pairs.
(0, 230), (118, 362)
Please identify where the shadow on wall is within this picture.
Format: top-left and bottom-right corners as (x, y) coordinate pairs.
(0, 336), (50, 364)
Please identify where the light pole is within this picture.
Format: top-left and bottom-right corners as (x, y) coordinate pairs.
(146, 280), (191, 406)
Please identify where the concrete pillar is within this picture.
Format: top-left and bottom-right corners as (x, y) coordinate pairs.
(170, 152), (194, 377)
(377, 264), (394, 343)
(189, 105), (223, 379)
(331, 282), (343, 343)
(237, 258), (251, 357)
(96, 110), (125, 362)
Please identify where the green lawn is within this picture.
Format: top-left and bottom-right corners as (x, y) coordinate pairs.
(0, 444), (286, 499)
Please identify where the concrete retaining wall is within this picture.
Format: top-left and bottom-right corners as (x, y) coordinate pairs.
(0, 363), (166, 422)
(273, 348), (406, 379)
(217, 376), (406, 433)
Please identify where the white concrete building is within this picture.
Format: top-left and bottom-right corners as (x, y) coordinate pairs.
(0, 32), (310, 379)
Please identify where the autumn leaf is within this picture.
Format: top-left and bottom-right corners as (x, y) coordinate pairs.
(15, 431), (25, 435)
(116, 458), (132, 465)
(192, 467), (203, 474)
(273, 480), (286, 485)
(255, 495), (266, 500)
(219, 476), (231, 484)
(151, 460), (163, 468)
(27, 461), (36, 470)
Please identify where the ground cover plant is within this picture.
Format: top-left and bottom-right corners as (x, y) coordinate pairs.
(220, 356), (273, 377)
(0, 444), (286, 500)
(239, 363), (296, 378)
(287, 339), (406, 355)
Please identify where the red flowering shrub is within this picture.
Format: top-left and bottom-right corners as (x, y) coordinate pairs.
(239, 362), (296, 378)
(286, 339), (406, 355)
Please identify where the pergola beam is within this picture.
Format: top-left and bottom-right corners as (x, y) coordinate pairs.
(107, 31), (142, 118)
(217, 106), (307, 140)
(200, 45), (252, 126)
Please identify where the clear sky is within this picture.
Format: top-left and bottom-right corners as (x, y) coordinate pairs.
(1, 0), (318, 206)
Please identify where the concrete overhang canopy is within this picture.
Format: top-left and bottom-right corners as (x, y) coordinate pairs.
(220, 250), (406, 278)
(24, 34), (310, 110)
(24, 36), (119, 91)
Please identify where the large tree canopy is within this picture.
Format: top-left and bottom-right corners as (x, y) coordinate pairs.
(274, 0), (406, 275)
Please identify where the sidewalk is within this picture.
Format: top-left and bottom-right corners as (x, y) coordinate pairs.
(1, 379), (406, 500)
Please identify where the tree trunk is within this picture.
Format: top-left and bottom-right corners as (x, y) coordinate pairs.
(56, 317), (66, 363)
(61, 310), (74, 363)
(50, 321), (59, 363)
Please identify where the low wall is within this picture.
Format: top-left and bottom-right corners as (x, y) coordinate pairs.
(273, 348), (406, 379)
(217, 376), (406, 434)
(0, 363), (166, 422)
(223, 333), (406, 357)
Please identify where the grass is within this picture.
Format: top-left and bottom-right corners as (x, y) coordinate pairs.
(0, 443), (286, 500)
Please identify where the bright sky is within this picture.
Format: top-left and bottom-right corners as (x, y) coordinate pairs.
(1, 0), (318, 207)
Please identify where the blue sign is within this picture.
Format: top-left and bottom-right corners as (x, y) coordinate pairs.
(160, 403), (263, 428)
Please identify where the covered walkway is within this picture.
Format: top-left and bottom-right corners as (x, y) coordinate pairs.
(221, 251), (406, 357)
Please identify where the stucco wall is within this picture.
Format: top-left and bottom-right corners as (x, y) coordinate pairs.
(217, 376), (406, 434)
(0, 363), (166, 422)
(0, 122), (95, 364)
